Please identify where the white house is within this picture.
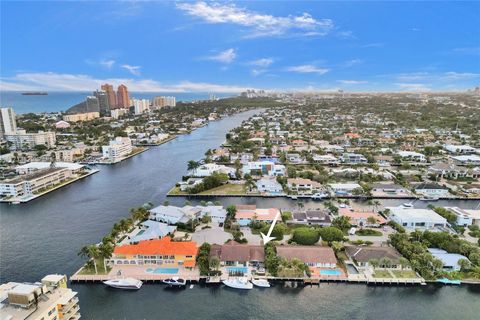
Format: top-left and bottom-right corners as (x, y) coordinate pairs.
(387, 207), (447, 229)
(189, 163), (235, 177)
(340, 153), (368, 164)
(256, 177), (284, 194)
(149, 205), (201, 225)
(397, 151), (427, 162)
(241, 161), (285, 177)
(413, 183), (450, 197)
(444, 144), (476, 155)
(428, 248), (469, 272)
(287, 178), (322, 195)
(451, 155), (480, 166)
(102, 137), (132, 162)
(328, 183), (362, 195)
(312, 154), (339, 165)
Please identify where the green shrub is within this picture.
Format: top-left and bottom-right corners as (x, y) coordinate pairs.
(291, 227), (320, 245)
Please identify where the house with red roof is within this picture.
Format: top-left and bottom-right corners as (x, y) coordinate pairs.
(339, 208), (387, 227)
(110, 237), (198, 269)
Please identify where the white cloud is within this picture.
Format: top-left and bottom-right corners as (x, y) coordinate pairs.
(100, 59), (116, 69)
(121, 64), (141, 76)
(248, 58), (274, 67)
(395, 83), (431, 92)
(0, 72), (253, 93)
(176, 1), (333, 38)
(337, 80), (368, 84)
(206, 48), (236, 64)
(343, 59), (363, 67)
(452, 47), (480, 55)
(286, 65), (329, 75)
(395, 71), (480, 82)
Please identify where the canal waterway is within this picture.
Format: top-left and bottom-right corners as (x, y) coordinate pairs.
(1, 109), (479, 319)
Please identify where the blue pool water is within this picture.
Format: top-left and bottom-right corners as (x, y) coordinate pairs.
(320, 269), (342, 276)
(146, 268), (179, 274)
(227, 267), (248, 274)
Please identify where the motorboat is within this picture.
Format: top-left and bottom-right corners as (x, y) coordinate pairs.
(163, 277), (186, 286)
(290, 195), (298, 200)
(251, 279), (271, 288)
(402, 202), (413, 208)
(419, 196), (439, 201)
(103, 278), (142, 290)
(311, 193), (328, 200)
(437, 278), (461, 285)
(222, 277), (253, 290)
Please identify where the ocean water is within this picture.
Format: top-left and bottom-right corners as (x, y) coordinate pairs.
(0, 91), (234, 114)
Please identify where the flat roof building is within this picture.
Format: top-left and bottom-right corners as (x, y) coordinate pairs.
(387, 207), (447, 229)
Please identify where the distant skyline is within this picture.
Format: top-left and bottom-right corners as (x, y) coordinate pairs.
(1, 1), (479, 93)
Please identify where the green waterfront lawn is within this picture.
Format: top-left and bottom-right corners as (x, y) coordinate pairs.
(372, 270), (392, 278)
(391, 270), (418, 278)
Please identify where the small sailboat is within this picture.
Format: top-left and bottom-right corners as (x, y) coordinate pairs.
(222, 277), (253, 290)
(103, 278), (142, 290)
(163, 277), (187, 286)
(251, 279), (271, 288)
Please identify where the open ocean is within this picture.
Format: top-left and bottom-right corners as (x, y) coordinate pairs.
(0, 91), (234, 114)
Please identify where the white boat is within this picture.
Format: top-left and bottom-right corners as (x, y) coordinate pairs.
(222, 277), (253, 290)
(162, 277), (186, 286)
(311, 193), (328, 200)
(251, 279), (271, 288)
(402, 202), (413, 208)
(290, 195), (298, 200)
(103, 278), (142, 290)
(419, 196), (439, 201)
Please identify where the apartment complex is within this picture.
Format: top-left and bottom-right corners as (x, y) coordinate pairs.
(111, 237), (197, 269)
(4, 130), (56, 150)
(0, 274), (81, 320)
(0, 167), (73, 197)
(63, 112), (100, 122)
(116, 84), (130, 108)
(101, 137), (133, 162)
(152, 96), (176, 108)
(0, 107), (17, 138)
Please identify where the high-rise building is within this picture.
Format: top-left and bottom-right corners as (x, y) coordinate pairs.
(131, 98), (150, 115)
(4, 130), (56, 150)
(93, 90), (109, 115)
(0, 107), (17, 138)
(116, 84), (130, 108)
(152, 96), (176, 108)
(0, 274), (81, 320)
(101, 83), (117, 109)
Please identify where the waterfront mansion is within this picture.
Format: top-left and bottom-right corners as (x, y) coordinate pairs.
(110, 237), (198, 269)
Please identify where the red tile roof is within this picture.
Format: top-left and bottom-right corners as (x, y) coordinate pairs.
(113, 237), (198, 256)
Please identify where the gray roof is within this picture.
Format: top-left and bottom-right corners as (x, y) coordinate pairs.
(345, 245), (402, 263)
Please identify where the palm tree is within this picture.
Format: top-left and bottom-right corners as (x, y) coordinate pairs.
(399, 257), (410, 270)
(369, 259), (379, 269)
(187, 160), (200, 176)
(458, 258), (471, 272)
(380, 257), (392, 269)
(209, 256), (220, 271)
(78, 245), (100, 274)
(373, 200), (381, 212)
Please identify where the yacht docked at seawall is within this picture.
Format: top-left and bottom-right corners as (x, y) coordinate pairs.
(222, 277), (253, 290)
(103, 278), (143, 290)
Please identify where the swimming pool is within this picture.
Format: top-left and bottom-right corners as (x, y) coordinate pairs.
(146, 267), (179, 274)
(227, 267), (248, 274)
(320, 269), (342, 276)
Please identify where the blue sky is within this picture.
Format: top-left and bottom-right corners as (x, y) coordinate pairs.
(1, 1), (479, 92)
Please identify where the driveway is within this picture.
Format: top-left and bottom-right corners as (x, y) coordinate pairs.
(191, 225), (232, 245)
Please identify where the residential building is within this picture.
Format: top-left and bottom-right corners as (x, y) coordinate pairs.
(0, 274), (81, 320)
(328, 183), (362, 195)
(276, 245), (337, 268)
(110, 108), (129, 119)
(111, 237), (197, 269)
(428, 248), (469, 272)
(132, 98), (150, 115)
(55, 120), (70, 129)
(443, 144), (476, 155)
(63, 111), (100, 122)
(15, 162), (84, 174)
(397, 151), (427, 162)
(371, 183), (408, 195)
(179, 177), (203, 191)
(345, 245), (405, 269)
(289, 210), (332, 226)
(256, 176), (284, 194)
(235, 205), (280, 226)
(0, 107), (17, 138)
(209, 241), (265, 267)
(338, 208), (387, 227)
(102, 137), (133, 162)
(4, 130), (56, 150)
(129, 220), (177, 244)
(149, 205), (201, 225)
(183, 205), (227, 224)
(241, 161), (285, 177)
(340, 153), (368, 164)
(93, 89), (110, 115)
(387, 207), (447, 229)
(116, 84), (130, 108)
(0, 167), (73, 197)
(189, 163), (235, 177)
(66, 96), (100, 114)
(101, 83), (117, 109)
(312, 154), (339, 165)
(152, 96), (176, 108)
(413, 182), (450, 197)
(444, 207), (480, 226)
(287, 178), (322, 194)
(451, 155), (480, 166)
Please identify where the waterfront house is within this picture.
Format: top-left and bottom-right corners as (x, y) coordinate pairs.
(235, 205), (280, 226)
(287, 178), (322, 195)
(338, 208), (387, 227)
(276, 245), (337, 268)
(255, 176), (284, 194)
(397, 151), (427, 163)
(111, 237), (198, 269)
(428, 248), (470, 272)
(340, 153), (368, 164)
(451, 155), (480, 166)
(328, 183), (362, 195)
(179, 177), (203, 191)
(102, 137), (133, 163)
(241, 161), (285, 177)
(443, 144), (476, 155)
(345, 245), (405, 269)
(188, 163), (235, 178)
(129, 220), (177, 244)
(371, 183), (408, 195)
(150, 205), (201, 225)
(209, 241), (265, 267)
(184, 205), (227, 224)
(312, 154), (339, 165)
(289, 210), (332, 226)
(387, 207), (447, 229)
(444, 207), (480, 226)
(413, 182), (450, 197)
